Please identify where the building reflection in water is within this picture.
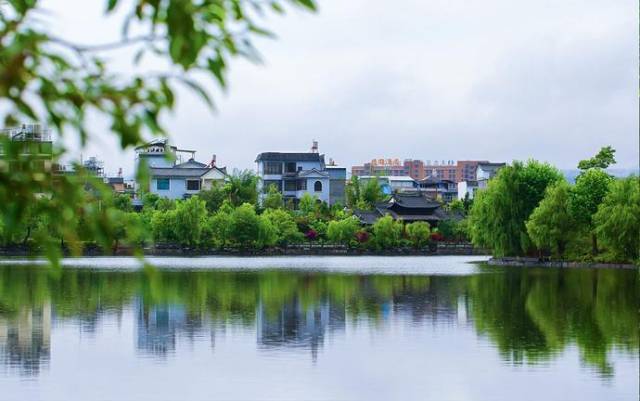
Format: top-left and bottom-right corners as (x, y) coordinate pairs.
(135, 298), (206, 357)
(257, 296), (346, 361)
(0, 301), (51, 376)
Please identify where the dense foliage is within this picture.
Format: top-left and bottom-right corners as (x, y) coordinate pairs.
(468, 160), (564, 257)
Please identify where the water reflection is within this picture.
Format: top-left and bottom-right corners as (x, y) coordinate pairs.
(0, 265), (636, 380)
(0, 302), (50, 376)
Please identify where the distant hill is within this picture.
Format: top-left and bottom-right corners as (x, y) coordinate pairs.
(562, 168), (638, 183)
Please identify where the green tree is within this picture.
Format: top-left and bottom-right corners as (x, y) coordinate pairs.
(150, 209), (177, 243)
(569, 168), (613, 255)
(225, 170), (259, 206)
(257, 215), (278, 248)
(113, 194), (133, 212)
(173, 197), (208, 247)
(468, 160), (563, 257)
(447, 199), (465, 214)
(262, 184), (284, 210)
(361, 178), (384, 209)
(262, 208), (303, 246)
(142, 193), (160, 210)
(406, 221), (431, 249)
(229, 203), (260, 248)
(198, 185), (227, 213)
(155, 197), (176, 212)
(327, 216), (360, 246)
(208, 202), (234, 248)
(372, 215), (403, 250)
(526, 181), (575, 258)
(577, 146), (616, 171)
(297, 192), (318, 215)
(593, 177), (640, 262)
(345, 176), (362, 208)
(0, 0), (316, 265)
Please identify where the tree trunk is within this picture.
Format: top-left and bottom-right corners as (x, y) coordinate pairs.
(22, 226), (31, 246)
(591, 233), (598, 255)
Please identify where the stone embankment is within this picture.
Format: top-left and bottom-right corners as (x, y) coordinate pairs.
(488, 256), (636, 269)
(0, 242), (489, 257)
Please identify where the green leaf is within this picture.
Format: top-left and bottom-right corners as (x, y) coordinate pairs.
(106, 0), (118, 12)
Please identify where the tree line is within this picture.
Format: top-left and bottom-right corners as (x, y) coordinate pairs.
(468, 146), (639, 263)
(0, 169), (466, 254)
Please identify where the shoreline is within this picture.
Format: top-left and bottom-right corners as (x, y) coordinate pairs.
(488, 257), (637, 269)
(0, 243), (489, 258)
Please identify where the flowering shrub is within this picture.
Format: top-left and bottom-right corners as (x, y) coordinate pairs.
(430, 232), (444, 242)
(355, 230), (370, 243)
(305, 229), (318, 241)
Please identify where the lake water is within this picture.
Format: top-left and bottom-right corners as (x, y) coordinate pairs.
(0, 256), (637, 401)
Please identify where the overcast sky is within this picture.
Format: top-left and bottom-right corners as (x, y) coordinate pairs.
(44, 0), (638, 176)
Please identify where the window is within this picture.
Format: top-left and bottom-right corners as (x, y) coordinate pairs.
(314, 181), (322, 192)
(264, 161), (283, 175)
(286, 162), (296, 173)
(284, 180), (297, 191)
(186, 179), (200, 191)
(157, 178), (170, 190)
(297, 180), (307, 191)
(263, 180), (281, 193)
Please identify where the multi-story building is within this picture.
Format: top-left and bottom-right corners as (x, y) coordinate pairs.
(418, 177), (458, 203)
(0, 124), (53, 174)
(326, 164), (347, 206)
(135, 139), (227, 200)
(424, 160), (457, 181)
(456, 160), (489, 182)
(476, 162), (506, 180)
(404, 159), (426, 180)
(358, 175), (417, 195)
(457, 162), (506, 200)
(351, 158), (407, 178)
(256, 141), (344, 206)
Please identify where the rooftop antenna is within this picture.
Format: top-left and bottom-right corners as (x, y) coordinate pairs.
(311, 140), (318, 153)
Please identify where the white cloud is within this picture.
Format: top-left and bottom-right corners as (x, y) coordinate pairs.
(42, 0), (639, 175)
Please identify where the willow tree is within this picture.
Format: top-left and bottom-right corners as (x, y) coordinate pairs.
(526, 180), (574, 258)
(593, 177), (640, 262)
(468, 160), (563, 257)
(0, 0), (316, 264)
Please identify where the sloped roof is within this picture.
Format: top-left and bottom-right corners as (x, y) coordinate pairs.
(298, 168), (330, 178)
(135, 138), (169, 151)
(150, 167), (210, 177)
(175, 158), (208, 168)
(389, 192), (441, 208)
(354, 209), (382, 225)
(256, 152), (325, 162)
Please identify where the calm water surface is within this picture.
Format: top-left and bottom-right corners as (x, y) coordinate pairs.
(0, 256), (637, 401)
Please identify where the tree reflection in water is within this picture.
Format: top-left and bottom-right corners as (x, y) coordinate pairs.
(0, 265), (636, 377)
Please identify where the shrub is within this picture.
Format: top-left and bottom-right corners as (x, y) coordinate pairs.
(229, 203), (260, 248)
(372, 215), (403, 249)
(327, 216), (360, 246)
(262, 208), (303, 246)
(406, 221), (431, 248)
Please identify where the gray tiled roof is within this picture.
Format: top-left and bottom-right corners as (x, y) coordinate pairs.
(175, 159), (208, 168)
(150, 167), (210, 177)
(390, 193), (441, 208)
(256, 152), (324, 162)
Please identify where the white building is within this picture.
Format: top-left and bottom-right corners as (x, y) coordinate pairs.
(358, 175), (417, 195)
(476, 162), (505, 180)
(135, 139), (227, 200)
(457, 179), (489, 200)
(256, 142), (344, 206)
